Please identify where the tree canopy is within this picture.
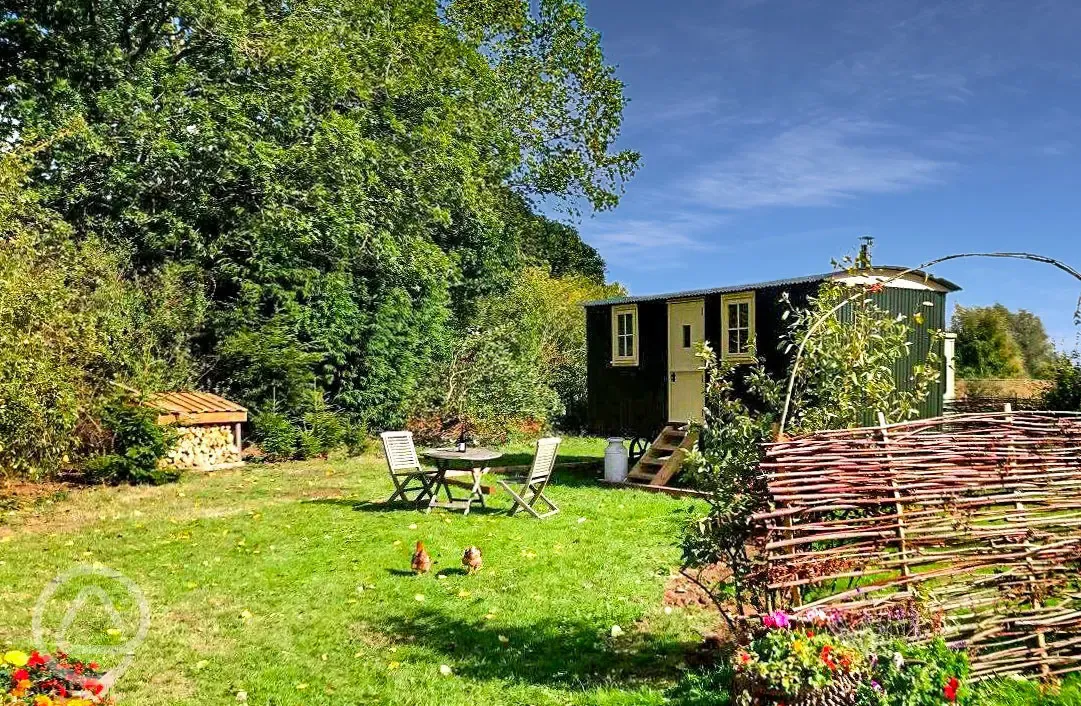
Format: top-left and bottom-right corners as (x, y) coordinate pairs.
(951, 304), (1054, 379)
(0, 0), (635, 430)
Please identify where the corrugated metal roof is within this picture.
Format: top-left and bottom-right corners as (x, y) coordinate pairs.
(582, 267), (961, 307)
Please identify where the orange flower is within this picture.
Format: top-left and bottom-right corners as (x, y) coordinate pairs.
(820, 645), (838, 672)
(12, 678), (33, 697)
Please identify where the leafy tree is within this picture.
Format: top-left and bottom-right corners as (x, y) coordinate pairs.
(0, 0), (635, 428)
(786, 281), (943, 431)
(1006, 308), (1056, 378)
(952, 305), (1027, 379)
(419, 267), (622, 440)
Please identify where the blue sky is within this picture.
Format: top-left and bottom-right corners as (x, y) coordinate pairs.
(574, 0), (1081, 347)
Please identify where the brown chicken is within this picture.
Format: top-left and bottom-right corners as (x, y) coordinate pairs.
(411, 541), (432, 574)
(461, 546), (483, 574)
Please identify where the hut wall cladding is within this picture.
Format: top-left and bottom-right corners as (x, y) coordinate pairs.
(758, 411), (1081, 680)
(585, 299), (669, 438)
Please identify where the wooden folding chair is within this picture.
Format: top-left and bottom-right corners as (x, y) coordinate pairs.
(380, 431), (437, 505)
(497, 437), (561, 519)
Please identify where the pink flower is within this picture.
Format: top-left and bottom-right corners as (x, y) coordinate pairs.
(762, 611), (790, 629)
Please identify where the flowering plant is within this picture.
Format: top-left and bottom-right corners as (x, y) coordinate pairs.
(856, 638), (970, 706)
(732, 612), (970, 705)
(735, 616), (869, 696)
(0, 648), (113, 705)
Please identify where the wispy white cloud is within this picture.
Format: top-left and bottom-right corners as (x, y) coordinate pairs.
(581, 213), (724, 271)
(634, 95), (725, 125)
(689, 119), (950, 210)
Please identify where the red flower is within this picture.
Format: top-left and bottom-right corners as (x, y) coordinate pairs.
(84, 677), (105, 695)
(27, 651), (48, 668)
(88, 661), (100, 671)
(944, 676), (960, 702)
(869, 282), (885, 293)
(820, 645), (838, 672)
(12, 668), (30, 684)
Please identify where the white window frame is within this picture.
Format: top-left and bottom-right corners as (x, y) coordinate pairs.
(611, 304), (639, 366)
(721, 292), (756, 363)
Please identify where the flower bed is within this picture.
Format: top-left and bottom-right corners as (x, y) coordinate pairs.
(1, 649), (113, 705)
(733, 611), (970, 706)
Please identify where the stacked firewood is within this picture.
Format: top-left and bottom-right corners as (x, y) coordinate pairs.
(161, 424), (240, 470)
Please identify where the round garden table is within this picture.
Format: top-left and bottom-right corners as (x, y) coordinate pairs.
(422, 447), (503, 515)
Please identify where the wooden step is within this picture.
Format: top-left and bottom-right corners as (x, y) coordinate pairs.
(626, 424), (698, 487)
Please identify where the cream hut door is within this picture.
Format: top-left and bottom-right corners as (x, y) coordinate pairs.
(667, 299), (705, 423)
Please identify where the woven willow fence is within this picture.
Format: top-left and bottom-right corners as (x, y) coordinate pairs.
(757, 410), (1081, 680)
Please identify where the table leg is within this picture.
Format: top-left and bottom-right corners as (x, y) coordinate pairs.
(475, 467), (488, 509)
(426, 461), (449, 513)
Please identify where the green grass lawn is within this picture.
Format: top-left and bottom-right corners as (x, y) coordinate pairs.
(0, 439), (712, 705)
(1, 438), (1076, 705)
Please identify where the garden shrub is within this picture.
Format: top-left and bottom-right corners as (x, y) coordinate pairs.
(251, 411), (301, 462)
(295, 430), (323, 460)
(342, 421), (372, 457)
(1042, 354), (1081, 411)
(250, 390), (365, 461)
(0, 148), (204, 479)
(83, 401), (179, 485)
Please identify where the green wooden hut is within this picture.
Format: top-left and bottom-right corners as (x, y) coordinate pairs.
(583, 267), (961, 484)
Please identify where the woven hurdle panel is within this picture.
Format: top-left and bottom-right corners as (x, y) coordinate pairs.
(758, 411), (1081, 679)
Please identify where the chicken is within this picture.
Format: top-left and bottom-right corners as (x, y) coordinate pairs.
(411, 541), (432, 574)
(462, 546), (483, 574)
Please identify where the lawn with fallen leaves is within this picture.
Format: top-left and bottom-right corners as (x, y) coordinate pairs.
(0, 439), (710, 705)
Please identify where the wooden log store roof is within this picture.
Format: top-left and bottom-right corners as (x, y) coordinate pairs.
(148, 391), (248, 426)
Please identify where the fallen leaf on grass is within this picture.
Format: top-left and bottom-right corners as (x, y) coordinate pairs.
(414, 594), (425, 602)
(439, 665), (452, 676)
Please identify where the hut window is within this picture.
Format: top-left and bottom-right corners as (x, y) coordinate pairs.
(721, 292), (755, 362)
(682, 324), (692, 349)
(611, 304), (639, 366)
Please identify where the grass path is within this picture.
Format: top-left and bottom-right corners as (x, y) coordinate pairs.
(0, 441), (711, 705)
